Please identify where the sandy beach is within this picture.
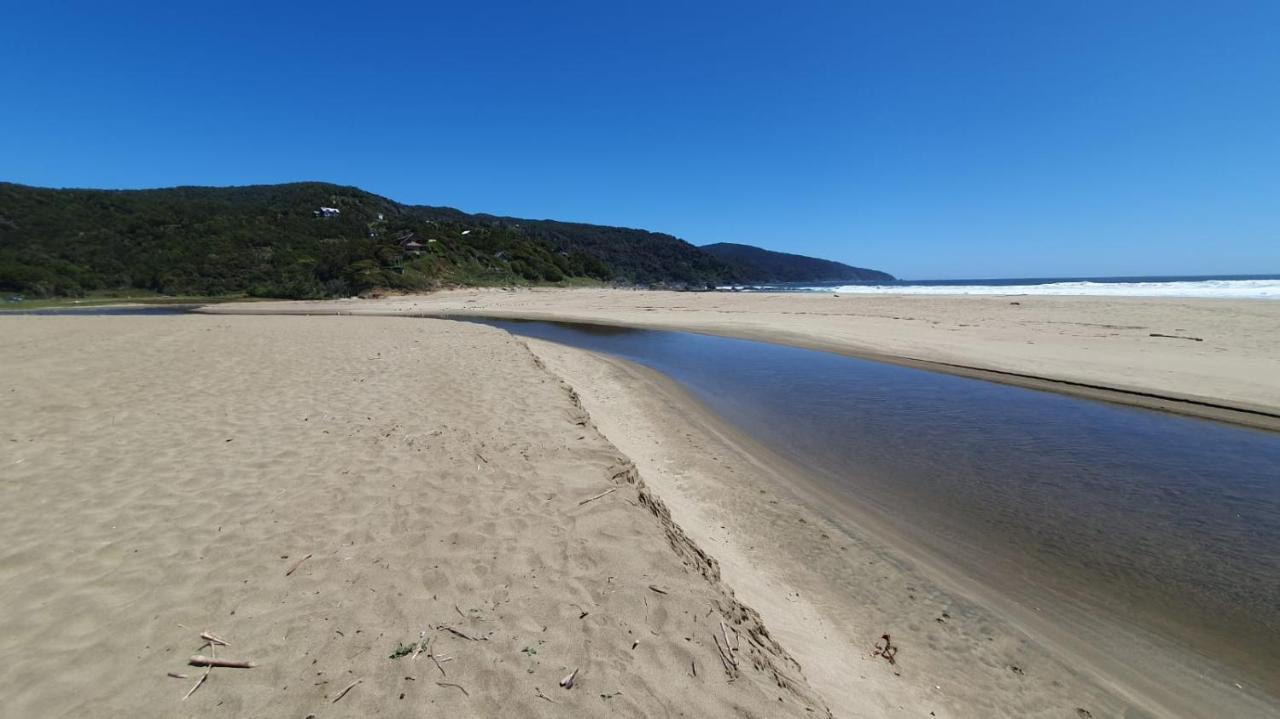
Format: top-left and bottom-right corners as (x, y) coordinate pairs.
(204, 288), (1280, 430)
(0, 315), (827, 717)
(5, 295), (1278, 717)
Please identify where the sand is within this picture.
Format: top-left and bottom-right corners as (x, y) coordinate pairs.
(8, 291), (1279, 717)
(0, 315), (827, 717)
(526, 339), (1280, 719)
(203, 289), (1280, 430)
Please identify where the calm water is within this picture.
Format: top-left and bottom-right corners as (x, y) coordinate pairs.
(463, 317), (1280, 689)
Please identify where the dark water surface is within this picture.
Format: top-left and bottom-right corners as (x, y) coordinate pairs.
(464, 317), (1280, 690)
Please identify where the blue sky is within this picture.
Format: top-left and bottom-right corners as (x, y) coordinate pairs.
(2, 1), (1277, 279)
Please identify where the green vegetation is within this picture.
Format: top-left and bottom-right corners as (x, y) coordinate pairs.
(0, 181), (891, 300)
(700, 242), (894, 283)
(389, 642), (417, 660)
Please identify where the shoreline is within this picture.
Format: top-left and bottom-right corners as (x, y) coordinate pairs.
(195, 289), (1280, 433)
(525, 338), (1279, 717)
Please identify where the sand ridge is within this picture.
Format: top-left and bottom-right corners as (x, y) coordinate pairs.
(0, 315), (828, 717)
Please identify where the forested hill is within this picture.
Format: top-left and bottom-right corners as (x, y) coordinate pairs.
(701, 242), (894, 283)
(0, 182), (890, 299)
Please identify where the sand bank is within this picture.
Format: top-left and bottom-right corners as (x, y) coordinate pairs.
(200, 289), (1280, 430)
(0, 315), (826, 717)
(528, 336), (1280, 717)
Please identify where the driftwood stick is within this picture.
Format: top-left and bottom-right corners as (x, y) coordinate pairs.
(332, 679), (361, 703)
(285, 553), (313, 576)
(648, 584), (668, 595)
(577, 487), (618, 506)
(189, 655), (256, 669)
(167, 672), (189, 679)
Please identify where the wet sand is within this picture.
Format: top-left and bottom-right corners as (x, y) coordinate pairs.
(527, 338), (1280, 718)
(199, 288), (1280, 430)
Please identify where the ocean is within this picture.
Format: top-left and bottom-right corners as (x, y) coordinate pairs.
(721, 274), (1280, 299)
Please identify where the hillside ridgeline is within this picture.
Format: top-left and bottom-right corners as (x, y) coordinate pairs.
(0, 182), (890, 299)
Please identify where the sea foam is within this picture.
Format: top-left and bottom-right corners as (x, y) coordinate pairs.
(785, 278), (1280, 299)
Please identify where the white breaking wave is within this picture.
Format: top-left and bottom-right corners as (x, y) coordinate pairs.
(781, 279), (1280, 299)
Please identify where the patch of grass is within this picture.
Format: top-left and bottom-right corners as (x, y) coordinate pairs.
(389, 642), (416, 659)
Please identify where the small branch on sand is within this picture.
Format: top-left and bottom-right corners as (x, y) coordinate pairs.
(184, 641), (216, 700)
(167, 672), (189, 679)
(200, 631), (229, 646)
(332, 679), (361, 703)
(1150, 333), (1203, 342)
(535, 687), (556, 703)
(189, 655), (256, 669)
(285, 553), (313, 576)
(438, 625), (486, 641)
(559, 668), (579, 689)
(648, 585), (668, 595)
(577, 487), (618, 506)
(437, 681), (470, 697)
(410, 631), (427, 661)
(712, 633), (738, 677)
(183, 671), (209, 701)
(872, 634), (898, 665)
(721, 620), (739, 654)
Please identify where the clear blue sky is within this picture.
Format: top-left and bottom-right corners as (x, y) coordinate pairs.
(3, 1), (1277, 279)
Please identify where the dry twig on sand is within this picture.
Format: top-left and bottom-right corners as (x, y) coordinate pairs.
(183, 641), (216, 700)
(332, 679), (361, 703)
(648, 584), (668, 595)
(437, 681), (470, 697)
(410, 631), (427, 661)
(872, 633), (898, 665)
(720, 620), (739, 655)
(438, 625), (486, 641)
(200, 631), (228, 646)
(577, 487), (618, 506)
(285, 553), (313, 576)
(189, 655), (256, 669)
(712, 633), (738, 677)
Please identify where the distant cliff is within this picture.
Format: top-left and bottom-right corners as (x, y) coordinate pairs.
(701, 242), (893, 283)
